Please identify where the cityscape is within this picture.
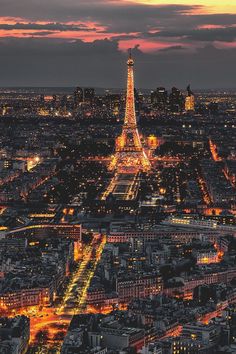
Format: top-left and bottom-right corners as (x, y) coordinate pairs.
(1, 1), (236, 354)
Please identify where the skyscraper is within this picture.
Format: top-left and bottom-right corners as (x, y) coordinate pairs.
(169, 87), (184, 113)
(60, 95), (68, 109)
(74, 87), (84, 108)
(39, 94), (45, 107)
(51, 95), (57, 110)
(185, 85), (195, 112)
(151, 87), (168, 111)
(84, 88), (95, 104)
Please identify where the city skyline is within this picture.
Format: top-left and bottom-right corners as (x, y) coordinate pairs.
(1, 2), (236, 353)
(0, 0), (236, 88)
(1, 47), (236, 353)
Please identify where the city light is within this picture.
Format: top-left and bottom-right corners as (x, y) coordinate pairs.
(0, 27), (236, 354)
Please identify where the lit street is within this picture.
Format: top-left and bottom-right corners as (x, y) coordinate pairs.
(27, 234), (106, 345)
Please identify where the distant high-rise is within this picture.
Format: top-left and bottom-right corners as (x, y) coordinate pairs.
(74, 87), (83, 108)
(51, 95), (57, 109)
(151, 87), (168, 111)
(39, 94), (45, 107)
(61, 95), (68, 109)
(185, 85), (195, 112)
(169, 87), (184, 113)
(208, 102), (219, 115)
(105, 93), (121, 110)
(84, 88), (95, 104)
(134, 88), (143, 111)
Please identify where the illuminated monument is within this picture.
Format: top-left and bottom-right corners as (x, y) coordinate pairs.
(110, 52), (151, 173)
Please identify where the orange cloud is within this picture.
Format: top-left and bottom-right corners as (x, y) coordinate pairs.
(197, 25), (227, 29)
(0, 18), (107, 40)
(0, 2), (235, 55)
(215, 41), (236, 49)
(0, 17), (29, 24)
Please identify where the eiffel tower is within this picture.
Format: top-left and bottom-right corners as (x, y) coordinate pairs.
(110, 52), (151, 173)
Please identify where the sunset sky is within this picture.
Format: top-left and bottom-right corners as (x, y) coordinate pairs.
(1, 0), (236, 88)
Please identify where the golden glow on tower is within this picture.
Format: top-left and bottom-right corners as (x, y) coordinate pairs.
(110, 53), (151, 173)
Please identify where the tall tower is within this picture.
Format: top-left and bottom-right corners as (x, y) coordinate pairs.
(111, 52), (151, 172)
(185, 85), (195, 112)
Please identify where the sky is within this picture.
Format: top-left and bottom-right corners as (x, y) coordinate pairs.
(0, 0), (236, 88)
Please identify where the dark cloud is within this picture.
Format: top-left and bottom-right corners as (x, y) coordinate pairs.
(22, 31), (58, 36)
(184, 26), (236, 42)
(0, 1), (200, 33)
(0, 0), (197, 19)
(187, 14), (236, 27)
(159, 45), (186, 52)
(0, 0), (235, 87)
(0, 22), (95, 31)
(146, 26), (236, 42)
(0, 37), (235, 89)
(112, 34), (140, 41)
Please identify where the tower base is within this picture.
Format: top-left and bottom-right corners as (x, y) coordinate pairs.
(110, 151), (151, 173)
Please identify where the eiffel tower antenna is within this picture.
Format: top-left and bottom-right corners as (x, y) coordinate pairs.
(129, 48), (132, 59)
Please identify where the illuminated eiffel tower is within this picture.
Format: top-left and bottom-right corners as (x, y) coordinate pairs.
(110, 52), (151, 172)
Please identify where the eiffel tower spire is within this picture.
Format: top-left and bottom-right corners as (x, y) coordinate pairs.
(124, 49), (136, 127)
